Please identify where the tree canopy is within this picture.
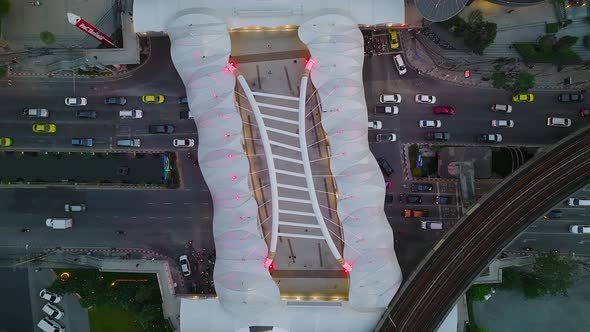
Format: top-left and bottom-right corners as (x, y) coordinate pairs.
(531, 252), (578, 297)
(0, 0), (11, 17)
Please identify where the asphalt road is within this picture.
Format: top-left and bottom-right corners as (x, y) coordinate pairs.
(0, 38), (214, 288)
(375, 125), (590, 331)
(363, 51), (588, 275)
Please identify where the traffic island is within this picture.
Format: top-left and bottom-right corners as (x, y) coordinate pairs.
(0, 151), (180, 189)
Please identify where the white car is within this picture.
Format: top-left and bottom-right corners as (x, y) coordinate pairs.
(119, 110), (143, 119)
(42, 303), (65, 320)
(39, 289), (62, 304)
(179, 255), (191, 276)
(415, 94), (436, 104)
(173, 139), (195, 147)
(569, 225), (590, 234)
(64, 97), (87, 106)
(37, 317), (65, 332)
(491, 120), (515, 128)
(547, 117), (571, 127)
(379, 94), (402, 103)
(376, 133), (396, 142)
(368, 121), (383, 130)
(65, 204), (86, 212)
(419, 120), (441, 128)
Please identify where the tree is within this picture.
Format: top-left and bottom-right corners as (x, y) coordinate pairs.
(0, 65), (6, 78)
(0, 0), (10, 17)
(554, 36), (578, 50)
(40, 31), (56, 45)
(511, 72), (535, 93)
(463, 11), (497, 55)
(530, 252), (578, 297)
(467, 284), (492, 302)
(491, 71), (509, 89)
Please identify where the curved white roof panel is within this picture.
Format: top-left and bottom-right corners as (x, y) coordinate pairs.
(134, 0), (405, 32)
(167, 12), (281, 315)
(298, 14), (402, 309)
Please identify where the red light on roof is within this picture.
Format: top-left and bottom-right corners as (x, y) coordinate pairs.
(464, 70), (470, 78)
(305, 58), (309, 64)
(231, 175), (237, 180)
(224, 133), (230, 138)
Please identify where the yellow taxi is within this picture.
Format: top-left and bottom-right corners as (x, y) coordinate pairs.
(0, 137), (12, 147)
(388, 30), (400, 50)
(32, 123), (56, 133)
(512, 93), (534, 103)
(142, 94), (165, 104)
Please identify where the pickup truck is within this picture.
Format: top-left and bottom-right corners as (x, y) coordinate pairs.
(403, 209), (428, 218)
(375, 105), (398, 115)
(22, 108), (49, 117)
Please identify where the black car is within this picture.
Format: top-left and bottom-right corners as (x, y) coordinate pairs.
(543, 210), (562, 219)
(71, 138), (94, 147)
(557, 92), (583, 102)
(411, 183), (433, 192)
(399, 194), (422, 204)
(179, 110), (193, 120)
(76, 110), (97, 119)
(426, 132), (450, 141)
(377, 157), (394, 177)
(149, 124), (175, 134)
(385, 194), (394, 204)
(178, 96), (188, 104)
(105, 97), (127, 105)
(435, 195), (452, 204)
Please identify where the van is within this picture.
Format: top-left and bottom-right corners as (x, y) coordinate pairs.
(116, 139), (141, 147)
(568, 198), (590, 206)
(490, 104), (512, 113)
(421, 221), (443, 230)
(46, 218), (73, 229)
(393, 54), (407, 75)
(37, 317), (65, 332)
(119, 110), (143, 119)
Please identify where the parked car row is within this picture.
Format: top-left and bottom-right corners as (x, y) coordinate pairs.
(38, 289), (66, 332)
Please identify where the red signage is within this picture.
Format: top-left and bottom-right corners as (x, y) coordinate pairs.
(67, 13), (116, 48)
(464, 70), (470, 78)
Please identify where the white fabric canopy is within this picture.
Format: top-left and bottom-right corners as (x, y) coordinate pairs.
(299, 14), (402, 310)
(167, 12), (281, 316)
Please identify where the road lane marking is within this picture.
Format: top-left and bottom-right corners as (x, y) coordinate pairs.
(164, 202), (172, 205)
(183, 202), (192, 205)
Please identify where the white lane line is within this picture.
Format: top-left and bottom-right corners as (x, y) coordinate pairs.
(184, 217), (193, 219)
(167, 217), (173, 219)
(147, 202), (154, 205)
(148, 217), (156, 219)
(201, 203), (209, 205)
(130, 216), (137, 219)
(183, 202), (192, 205)
(113, 216), (119, 218)
(164, 203), (173, 205)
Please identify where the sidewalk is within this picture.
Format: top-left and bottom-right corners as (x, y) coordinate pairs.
(400, 30), (590, 90)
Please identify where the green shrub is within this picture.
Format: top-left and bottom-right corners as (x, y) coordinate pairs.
(40, 31), (56, 45)
(584, 35), (590, 48)
(546, 22), (559, 33)
(554, 35), (578, 50)
(514, 43), (582, 65)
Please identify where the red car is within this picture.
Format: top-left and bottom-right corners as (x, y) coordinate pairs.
(580, 108), (590, 117)
(433, 106), (455, 115)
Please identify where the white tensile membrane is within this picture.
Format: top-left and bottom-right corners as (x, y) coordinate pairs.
(298, 14), (403, 309)
(167, 12), (280, 320)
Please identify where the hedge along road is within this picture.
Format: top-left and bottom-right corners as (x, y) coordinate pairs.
(0, 151), (166, 185)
